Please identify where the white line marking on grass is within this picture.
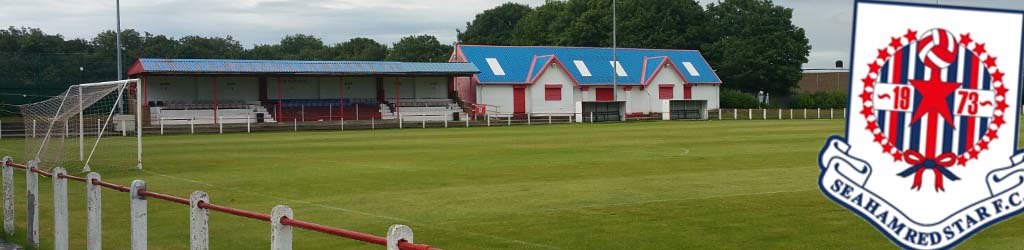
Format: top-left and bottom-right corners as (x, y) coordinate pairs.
(141, 169), (564, 250)
(542, 188), (819, 212)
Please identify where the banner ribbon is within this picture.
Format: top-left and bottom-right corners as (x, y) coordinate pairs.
(897, 150), (959, 191)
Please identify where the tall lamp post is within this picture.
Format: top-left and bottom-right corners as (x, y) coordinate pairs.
(116, 0), (123, 80)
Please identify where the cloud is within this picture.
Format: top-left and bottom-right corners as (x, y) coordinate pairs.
(2, 0), (1023, 68)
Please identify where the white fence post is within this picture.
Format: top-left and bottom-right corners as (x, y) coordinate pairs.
(733, 109), (737, 120)
(0, 120), (3, 141)
(1, 156), (12, 237)
(190, 119), (195, 134)
(778, 109), (782, 120)
(508, 116), (512, 126)
(790, 109), (793, 119)
(466, 118), (470, 128)
(548, 115), (553, 124)
(246, 116), (251, 133)
(748, 109), (752, 120)
(159, 118), (164, 135)
(218, 118), (223, 134)
(762, 109), (767, 120)
(86, 172), (102, 250)
(387, 224), (415, 250)
(271, 205), (294, 250)
(190, 191), (209, 250)
(53, 167), (69, 250)
(131, 180), (147, 250)
(26, 160), (39, 249)
(718, 109), (722, 120)
(372, 117), (376, 130)
(341, 118), (345, 131)
(831, 108), (835, 119)
(843, 108), (847, 118)
(421, 118), (425, 129)
(527, 114), (531, 125)
(804, 109), (807, 119)
(399, 117), (404, 129)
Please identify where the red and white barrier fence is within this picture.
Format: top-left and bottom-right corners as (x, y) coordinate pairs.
(0, 156), (438, 250)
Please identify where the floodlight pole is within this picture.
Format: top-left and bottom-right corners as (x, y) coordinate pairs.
(116, 0), (123, 80)
(612, 0), (617, 101)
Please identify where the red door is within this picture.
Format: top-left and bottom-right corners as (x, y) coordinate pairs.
(513, 87), (526, 115)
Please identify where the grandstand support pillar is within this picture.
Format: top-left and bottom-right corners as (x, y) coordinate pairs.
(190, 191), (209, 250)
(270, 205), (293, 250)
(277, 78), (283, 121)
(212, 77), (218, 125)
(1, 156), (12, 237)
(86, 172), (102, 250)
(130, 180), (147, 250)
(344, 77), (348, 120)
(386, 225), (414, 250)
(394, 78), (401, 121)
(26, 160), (39, 249)
(53, 167), (69, 250)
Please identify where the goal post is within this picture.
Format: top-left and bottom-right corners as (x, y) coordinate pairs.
(20, 79), (143, 172)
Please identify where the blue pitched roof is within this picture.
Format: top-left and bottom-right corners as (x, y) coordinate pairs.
(128, 58), (479, 76)
(456, 45), (721, 85)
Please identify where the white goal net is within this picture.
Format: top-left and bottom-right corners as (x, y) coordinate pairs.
(20, 79), (142, 172)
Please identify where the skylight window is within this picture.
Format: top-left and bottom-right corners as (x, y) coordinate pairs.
(681, 62), (701, 76)
(609, 61), (627, 76)
(573, 60), (592, 77)
(485, 58), (506, 76)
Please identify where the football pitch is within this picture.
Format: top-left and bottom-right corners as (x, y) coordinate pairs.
(1, 119), (1023, 249)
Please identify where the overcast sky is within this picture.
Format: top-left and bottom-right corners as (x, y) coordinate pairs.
(2, 0), (1023, 68)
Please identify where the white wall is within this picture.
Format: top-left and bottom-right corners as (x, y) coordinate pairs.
(692, 85), (720, 109)
(528, 63), (575, 114)
(382, 77), (448, 100)
(215, 76), (258, 102)
(477, 85), (514, 114)
(147, 76), (197, 103)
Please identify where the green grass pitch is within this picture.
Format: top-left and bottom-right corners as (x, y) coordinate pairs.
(1, 120), (1023, 249)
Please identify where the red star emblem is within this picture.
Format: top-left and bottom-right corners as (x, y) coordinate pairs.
(874, 133), (885, 143)
(868, 62), (881, 74)
(862, 76), (876, 86)
(994, 116), (1006, 127)
(992, 70), (1005, 82)
(866, 122), (879, 131)
(968, 149), (980, 159)
(985, 56), (998, 68)
(904, 29), (918, 41)
(859, 91), (873, 102)
(987, 130), (999, 140)
(960, 33), (973, 46)
(882, 143), (893, 152)
(997, 101), (1008, 111)
(996, 85), (1009, 96)
(890, 37), (902, 48)
(877, 49), (891, 59)
(979, 140), (990, 150)
(975, 43), (987, 55)
(957, 155), (968, 166)
(909, 79), (961, 127)
(893, 151), (904, 162)
(860, 106), (874, 117)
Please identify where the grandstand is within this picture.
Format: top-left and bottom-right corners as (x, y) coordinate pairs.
(127, 59), (479, 125)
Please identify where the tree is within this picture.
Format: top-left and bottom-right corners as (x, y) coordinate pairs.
(702, 0), (810, 95)
(510, 0), (706, 49)
(386, 35), (452, 62)
(457, 2), (533, 45)
(332, 37), (387, 61)
(278, 34), (328, 60)
(176, 35), (244, 59)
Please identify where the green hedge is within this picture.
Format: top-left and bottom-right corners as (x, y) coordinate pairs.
(791, 91), (847, 109)
(720, 88), (761, 109)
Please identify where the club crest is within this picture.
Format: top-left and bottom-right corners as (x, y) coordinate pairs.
(819, 1), (1024, 249)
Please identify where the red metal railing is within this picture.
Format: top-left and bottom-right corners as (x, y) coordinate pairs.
(3, 160), (438, 250)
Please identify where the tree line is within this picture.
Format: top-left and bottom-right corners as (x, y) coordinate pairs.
(0, 0), (810, 110)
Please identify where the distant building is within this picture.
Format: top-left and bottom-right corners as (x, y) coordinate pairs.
(798, 69), (849, 93)
(450, 45), (722, 121)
